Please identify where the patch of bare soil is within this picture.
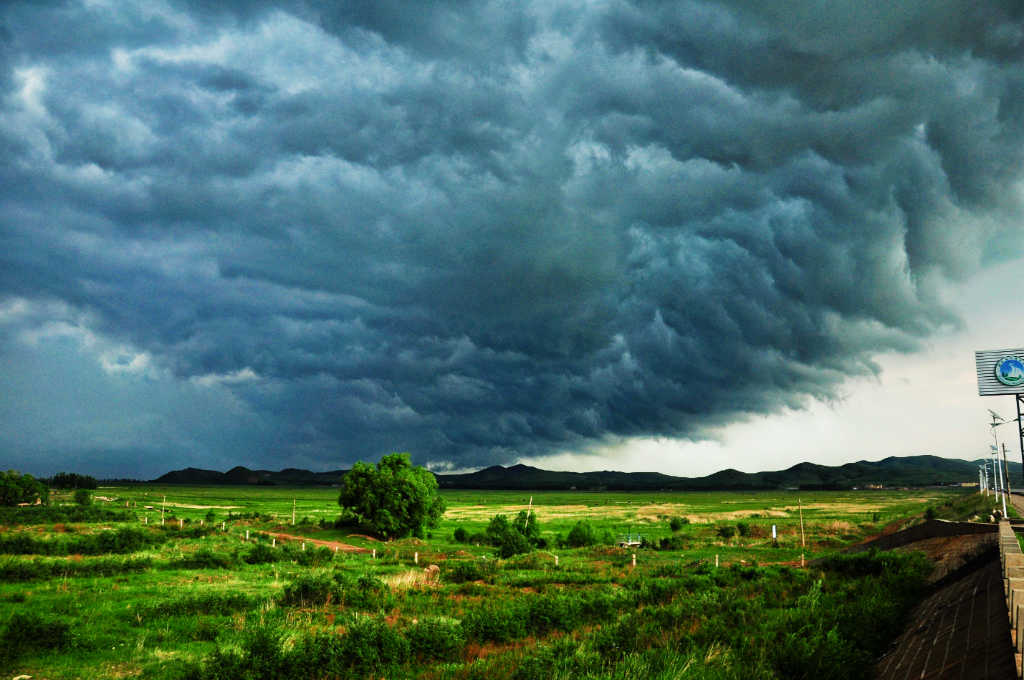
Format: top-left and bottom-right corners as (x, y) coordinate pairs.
(263, 531), (369, 553)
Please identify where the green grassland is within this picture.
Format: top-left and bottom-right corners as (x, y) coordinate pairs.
(0, 486), (997, 679)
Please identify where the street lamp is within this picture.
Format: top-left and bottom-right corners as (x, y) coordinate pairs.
(988, 410), (1016, 517)
(990, 410), (1023, 492)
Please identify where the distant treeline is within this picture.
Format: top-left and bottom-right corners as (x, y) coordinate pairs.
(46, 472), (99, 489)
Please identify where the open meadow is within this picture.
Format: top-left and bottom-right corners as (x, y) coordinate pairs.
(0, 486), (1000, 679)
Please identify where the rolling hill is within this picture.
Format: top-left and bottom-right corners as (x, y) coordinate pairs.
(150, 454), (1021, 490)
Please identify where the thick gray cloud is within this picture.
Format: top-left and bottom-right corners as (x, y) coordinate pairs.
(1, 0), (1023, 476)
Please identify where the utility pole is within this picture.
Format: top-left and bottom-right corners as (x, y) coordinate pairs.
(994, 445), (1008, 518)
(1003, 443), (1013, 496)
(991, 411), (1010, 517)
(798, 498), (806, 568)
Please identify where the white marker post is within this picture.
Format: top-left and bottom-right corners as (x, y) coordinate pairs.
(798, 498), (806, 568)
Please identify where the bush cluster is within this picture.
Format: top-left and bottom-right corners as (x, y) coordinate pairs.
(0, 555), (153, 581)
(184, 617), (412, 680)
(451, 526), (489, 544)
(453, 511), (547, 557)
(0, 505), (132, 525)
(668, 516), (689, 531)
(277, 571), (391, 611)
(0, 611), (72, 662)
(558, 520), (616, 548)
(178, 550), (930, 680)
(442, 559), (495, 584)
(0, 527), (166, 555)
(134, 592), (257, 619)
(170, 549), (236, 570)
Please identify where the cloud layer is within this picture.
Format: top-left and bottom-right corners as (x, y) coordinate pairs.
(2, 1), (1024, 475)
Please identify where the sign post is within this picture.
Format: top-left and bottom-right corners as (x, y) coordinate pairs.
(976, 349), (1024, 497)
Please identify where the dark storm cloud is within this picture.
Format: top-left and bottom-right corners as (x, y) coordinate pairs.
(1, 0), (1023, 473)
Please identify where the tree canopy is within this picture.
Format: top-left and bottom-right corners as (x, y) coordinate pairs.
(0, 470), (49, 506)
(338, 453), (445, 539)
(48, 472), (98, 489)
(486, 510), (544, 557)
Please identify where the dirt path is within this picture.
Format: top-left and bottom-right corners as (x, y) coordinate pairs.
(263, 531), (370, 553)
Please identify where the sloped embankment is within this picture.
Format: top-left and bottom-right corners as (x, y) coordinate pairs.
(874, 528), (1015, 679)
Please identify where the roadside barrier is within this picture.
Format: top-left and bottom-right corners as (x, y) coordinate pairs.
(998, 519), (1024, 678)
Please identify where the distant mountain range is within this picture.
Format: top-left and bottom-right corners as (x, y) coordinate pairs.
(150, 455), (1023, 491)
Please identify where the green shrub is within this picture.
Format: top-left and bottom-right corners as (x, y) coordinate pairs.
(0, 526), (164, 555)
(453, 527), (468, 542)
(318, 616), (410, 671)
(736, 522), (751, 537)
(658, 535), (687, 550)
(171, 549), (235, 569)
(291, 545), (335, 567)
(592, 614), (641, 658)
(0, 611), (72, 661)
(564, 520), (597, 547)
(527, 594), (579, 634)
(407, 617), (465, 661)
(137, 592), (256, 618)
(444, 560), (486, 583)
(716, 525), (736, 540)
(669, 516), (689, 532)
(198, 623), (287, 679)
(333, 572), (391, 610)
(73, 488), (92, 506)
(0, 505), (132, 525)
(462, 599), (528, 642)
(0, 554), (154, 580)
(281, 573), (337, 607)
(243, 543), (279, 564)
(485, 511), (543, 557)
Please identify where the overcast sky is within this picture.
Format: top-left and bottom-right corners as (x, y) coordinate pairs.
(2, 1), (1024, 480)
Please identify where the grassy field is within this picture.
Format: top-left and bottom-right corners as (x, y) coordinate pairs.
(0, 486), (997, 679)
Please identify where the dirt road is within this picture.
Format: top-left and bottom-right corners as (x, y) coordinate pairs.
(262, 531), (370, 553)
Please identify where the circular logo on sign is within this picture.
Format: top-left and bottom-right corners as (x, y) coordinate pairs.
(996, 356), (1024, 386)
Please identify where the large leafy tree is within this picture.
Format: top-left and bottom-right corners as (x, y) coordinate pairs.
(338, 453), (445, 539)
(0, 470), (49, 506)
